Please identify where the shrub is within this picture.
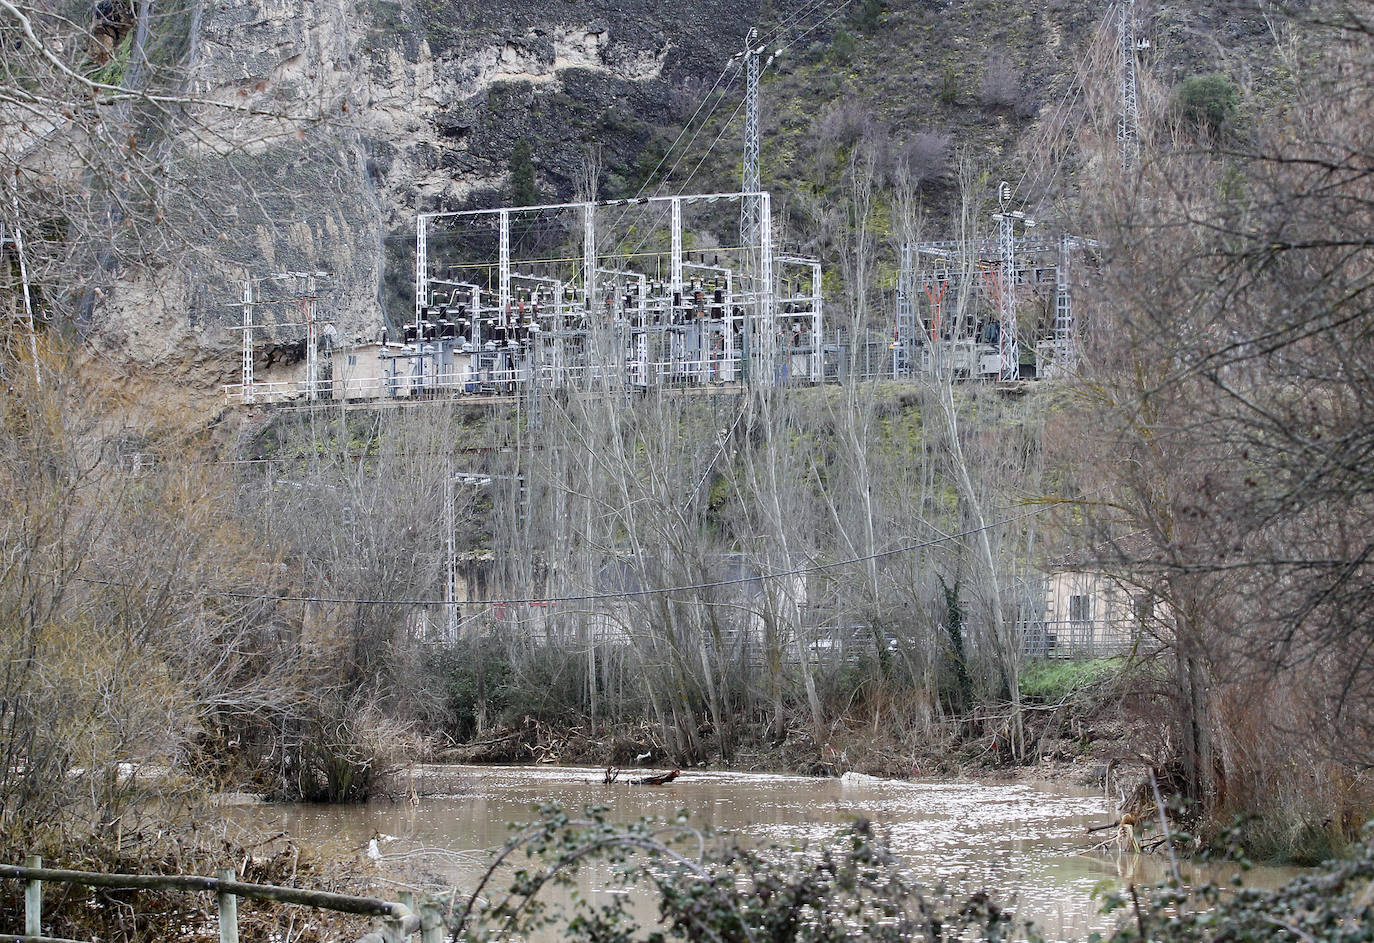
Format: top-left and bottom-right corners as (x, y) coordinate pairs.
(854, 0), (883, 32)
(454, 806), (1035, 942)
(1176, 73), (1240, 135)
(830, 29), (857, 64)
(939, 66), (960, 104)
(980, 55), (1023, 111)
(1101, 826), (1374, 942)
(508, 139), (539, 205)
(453, 807), (1374, 943)
(290, 700), (422, 802)
(898, 130), (951, 187)
(427, 638), (514, 740)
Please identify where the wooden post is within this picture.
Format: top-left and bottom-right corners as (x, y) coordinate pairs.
(24, 855), (41, 937)
(419, 903), (443, 943)
(396, 890), (415, 942)
(217, 867), (239, 943)
(381, 893), (407, 943)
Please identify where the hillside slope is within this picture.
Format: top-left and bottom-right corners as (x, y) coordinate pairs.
(7, 0), (1284, 374)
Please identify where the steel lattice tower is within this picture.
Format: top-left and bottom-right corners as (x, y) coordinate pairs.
(997, 206), (1019, 381)
(1118, 0), (1140, 171)
(240, 282), (255, 404)
(992, 182), (1034, 382)
(893, 243), (916, 378)
(1053, 235), (1075, 373)
(740, 28), (761, 243)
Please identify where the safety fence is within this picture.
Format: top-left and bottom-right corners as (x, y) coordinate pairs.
(1021, 618), (1136, 659)
(0, 857), (442, 943)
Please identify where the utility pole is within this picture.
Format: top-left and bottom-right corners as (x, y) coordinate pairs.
(445, 471), (459, 641)
(304, 274), (320, 401)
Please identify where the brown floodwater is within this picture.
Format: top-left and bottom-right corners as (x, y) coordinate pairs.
(233, 765), (1296, 941)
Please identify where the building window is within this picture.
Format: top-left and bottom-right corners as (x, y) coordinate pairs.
(1069, 594), (1093, 623)
(347, 354), (357, 366)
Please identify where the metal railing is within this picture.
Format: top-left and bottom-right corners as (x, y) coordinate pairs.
(1021, 619), (1135, 659)
(1, 856), (442, 943)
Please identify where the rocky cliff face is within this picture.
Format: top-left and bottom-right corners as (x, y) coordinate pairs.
(51, 0), (1272, 374)
(82, 0), (760, 371)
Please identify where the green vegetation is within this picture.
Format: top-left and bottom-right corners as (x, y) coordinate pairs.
(1019, 658), (1123, 702)
(939, 66), (960, 104)
(507, 139), (540, 206)
(829, 29), (858, 64)
(454, 808), (1033, 942)
(1176, 73), (1240, 135)
(854, 0), (885, 32)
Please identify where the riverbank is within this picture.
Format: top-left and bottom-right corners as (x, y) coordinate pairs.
(395, 710), (1137, 801)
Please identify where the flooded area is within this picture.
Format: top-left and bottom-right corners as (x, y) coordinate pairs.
(236, 765), (1290, 941)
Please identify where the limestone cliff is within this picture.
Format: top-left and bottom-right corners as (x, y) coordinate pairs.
(7, 0), (1275, 378)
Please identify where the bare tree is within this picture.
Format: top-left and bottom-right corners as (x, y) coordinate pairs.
(1065, 0), (1374, 844)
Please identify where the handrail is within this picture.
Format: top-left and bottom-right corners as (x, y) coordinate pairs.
(0, 863), (405, 916)
(2, 858), (441, 943)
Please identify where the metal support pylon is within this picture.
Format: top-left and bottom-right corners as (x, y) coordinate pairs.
(498, 209), (511, 317)
(894, 243), (915, 378)
(1054, 235), (1075, 373)
(241, 281), (255, 403)
(583, 202), (596, 314)
(670, 197), (683, 312)
(740, 28), (761, 246)
(415, 214), (428, 324)
(998, 211), (1018, 381)
(445, 472), (458, 641)
(758, 191), (775, 382)
(740, 29), (765, 385)
(1119, 0), (1140, 172)
(992, 182), (1033, 382)
(305, 275), (319, 401)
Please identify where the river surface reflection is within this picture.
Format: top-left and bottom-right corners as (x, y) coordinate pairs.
(235, 765), (1265, 941)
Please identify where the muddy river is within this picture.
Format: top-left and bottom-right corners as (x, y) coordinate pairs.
(238, 765), (1287, 940)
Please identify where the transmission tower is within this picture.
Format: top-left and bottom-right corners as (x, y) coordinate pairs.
(739, 28), (772, 382)
(1118, 0), (1145, 171)
(740, 28), (761, 244)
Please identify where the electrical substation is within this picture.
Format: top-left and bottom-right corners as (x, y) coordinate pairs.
(222, 1), (1146, 406)
(893, 208), (1090, 383)
(200, 3), (1153, 654)
(405, 192), (822, 393)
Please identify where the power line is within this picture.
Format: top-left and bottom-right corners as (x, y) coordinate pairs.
(636, 60), (744, 198)
(69, 503), (1054, 609)
(1006, 7), (1118, 209)
(774, 0), (860, 51)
